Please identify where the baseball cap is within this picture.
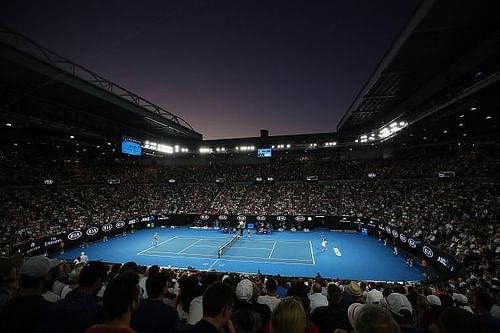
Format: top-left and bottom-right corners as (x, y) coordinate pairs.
(385, 293), (413, 317)
(453, 293), (468, 305)
(236, 279), (254, 301)
(366, 289), (384, 304)
(0, 252), (24, 276)
(427, 295), (442, 306)
(20, 255), (52, 278)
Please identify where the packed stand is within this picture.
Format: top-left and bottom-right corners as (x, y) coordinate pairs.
(1, 255), (499, 333)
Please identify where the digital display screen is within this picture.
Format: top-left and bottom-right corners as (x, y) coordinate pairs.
(121, 138), (142, 156)
(247, 223), (255, 229)
(257, 148), (272, 158)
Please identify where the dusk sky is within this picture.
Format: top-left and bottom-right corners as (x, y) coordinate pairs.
(0, 0), (420, 139)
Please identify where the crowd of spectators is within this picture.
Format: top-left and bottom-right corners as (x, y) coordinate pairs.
(0, 142), (499, 332)
(1, 142), (498, 186)
(0, 255), (499, 333)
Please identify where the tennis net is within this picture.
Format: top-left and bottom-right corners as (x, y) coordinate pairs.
(218, 235), (239, 258)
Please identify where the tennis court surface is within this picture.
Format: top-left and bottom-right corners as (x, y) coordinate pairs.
(138, 235), (315, 265)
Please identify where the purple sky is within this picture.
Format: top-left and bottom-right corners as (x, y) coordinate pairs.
(0, 0), (420, 139)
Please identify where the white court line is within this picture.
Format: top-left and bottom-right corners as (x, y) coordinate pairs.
(175, 236), (236, 240)
(229, 246), (274, 250)
(183, 244), (273, 250)
(177, 239), (203, 254)
(207, 259), (219, 270)
(142, 250), (313, 263)
(137, 236), (179, 255)
(240, 239), (312, 244)
(268, 241), (277, 259)
(138, 252), (315, 266)
(309, 240), (316, 265)
(144, 250), (215, 258)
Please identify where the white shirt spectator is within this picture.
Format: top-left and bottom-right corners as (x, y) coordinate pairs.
(138, 276), (148, 299)
(309, 292), (328, 312)
(52, 280), (66, 296)
(188, 295), (203, 325)
(257, 294), (281, 312)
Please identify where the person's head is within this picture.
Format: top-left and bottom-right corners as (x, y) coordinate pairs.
(119, 261), (139, 275)
(145, 273), (167, 299)
(384, 293), (414, 325)
(236, 279), (254, 302)
(178, 274), (202, 312)
(436, 306), (484, 333)
(271, 296), (307, 333)
(311, 282), (322, 294)
(472, 290), (495, 314)
(19, 255), (52, 292)
(354, 304), (401, 333)
(78, 261), (107, 294)
(202, 281), (235, 328)
(68, 265), (83, 284)
(266, 278), (278, 294)
(102, 271), (140, 322)
(366, 289), (384, 304)
(147, 265), (160, 276)
(346, 281), (363, 298)
(0, 253), (23, 294)
(326, 282), (342, 305)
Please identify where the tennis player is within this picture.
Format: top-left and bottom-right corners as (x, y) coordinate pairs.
(321, 236), (328, 252)
(152, 232), (159, 246)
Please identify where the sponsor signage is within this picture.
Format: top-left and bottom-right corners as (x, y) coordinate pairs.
(295, 216), (305, 222)
(68, 230), (82, 241)
(200, 214), (210, 220)
(44, 237), (62, 247)
(102, 224), (113, 232)
(86, 227), (99, 236)
(115, 221), (126, 229)
(276, 216), (286, 222)
(423, 246), (434, 258)
(237, 215), (247, 221)
(408, 238), (417, 248)
(218, 215), (228, 220)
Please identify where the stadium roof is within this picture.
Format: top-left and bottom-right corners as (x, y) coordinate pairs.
(337, 0), (500, 137)
(0, 26), (202, 143)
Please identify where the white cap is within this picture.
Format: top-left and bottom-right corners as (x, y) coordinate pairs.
(385, 293), (413, 317)
(426, 295), (441, 306)
(366, 289), (383, 304)
(20, 255), (51, 278)
(453, 293), (468, 305)
(236, 279), (254, 301)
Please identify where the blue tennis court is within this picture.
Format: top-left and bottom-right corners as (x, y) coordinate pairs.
(57, 226), (426, 281)
(139, 236), (315, 265)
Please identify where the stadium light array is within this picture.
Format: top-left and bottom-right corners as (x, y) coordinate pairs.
(199, 147), (213, 154)
(238, 146), (255, 151)
(357, 120), (408, 143)
(144, 140), (189, 154)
